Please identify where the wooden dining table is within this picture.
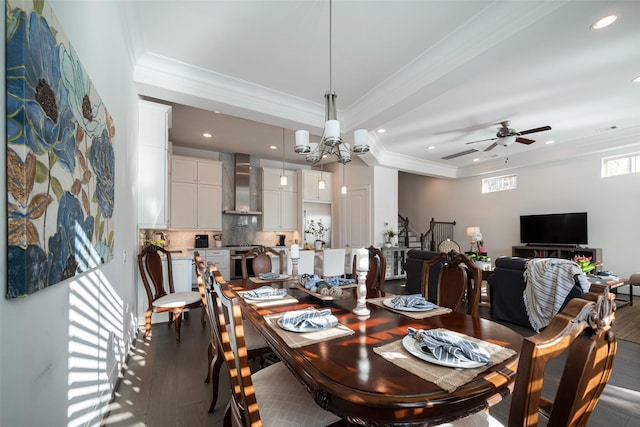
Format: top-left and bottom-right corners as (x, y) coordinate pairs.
(232, 279), (523, 426)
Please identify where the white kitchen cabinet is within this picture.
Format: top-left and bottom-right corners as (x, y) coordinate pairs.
(171, 156), (222, 185)
(191, 249), (230, 284)
(262, 168), (298, 231)
(170, 156), (222, 229)
(137, 100), (171, 228)
(301, 169), (332, 202)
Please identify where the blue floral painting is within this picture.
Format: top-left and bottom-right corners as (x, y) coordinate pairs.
(6, 0), (115, 298)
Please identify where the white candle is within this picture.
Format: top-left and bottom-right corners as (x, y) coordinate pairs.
(290, 243), (299, 259)
(356, 247), (369, 272)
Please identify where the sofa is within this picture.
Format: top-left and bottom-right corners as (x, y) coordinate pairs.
(403, 250), (445, 301)
(488, 256), (585, 329)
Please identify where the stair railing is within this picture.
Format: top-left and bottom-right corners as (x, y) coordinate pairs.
(398, 214), (410, 247)
(420, 218), (456, 250)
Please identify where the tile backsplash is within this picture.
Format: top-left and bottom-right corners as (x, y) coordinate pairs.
(140, 228), (301, 250)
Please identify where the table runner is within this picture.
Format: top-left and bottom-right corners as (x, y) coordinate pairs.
(373, 328), (516, 392)
(238, 292), (299, 308)
(264, 312), (354, 348)
(367, 295), (452, 319)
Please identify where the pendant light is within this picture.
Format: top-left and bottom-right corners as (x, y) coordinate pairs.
(280, 128), (288, 186)
(293, 0), (370, 165)
(318, 163), (326, 189)
(340, 163), (347, 194)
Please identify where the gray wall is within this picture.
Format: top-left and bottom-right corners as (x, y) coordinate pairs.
(399, 147), (639, 278)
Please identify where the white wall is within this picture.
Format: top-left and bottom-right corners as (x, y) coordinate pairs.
(373, 166), (398, 247)
(1, 2), (139, 425)
(399, 148), (640, 278)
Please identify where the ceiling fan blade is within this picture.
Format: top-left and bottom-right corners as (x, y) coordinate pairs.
(466, 137), (497, 145)
(517, 125), (551, 136)
(516, 137), (535, 145)
(441, 148), (479, 160)
(483, 142), (498, 152)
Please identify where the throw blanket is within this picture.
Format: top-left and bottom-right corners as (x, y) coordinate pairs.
(523, 258), (588, 332)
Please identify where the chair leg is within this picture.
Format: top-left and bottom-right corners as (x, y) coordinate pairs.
(144, 309), (153, 338)
(208, 344), (224, 413)
(200, 306), (206, 327)
(173, 311), (183, 343)
(223, 403), (232, 427)
(205, 342), (214, 384)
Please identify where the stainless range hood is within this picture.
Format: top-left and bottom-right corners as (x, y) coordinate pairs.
(223, 153), (262, 215)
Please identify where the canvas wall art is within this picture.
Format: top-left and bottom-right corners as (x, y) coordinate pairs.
(6, 0), (116, 298)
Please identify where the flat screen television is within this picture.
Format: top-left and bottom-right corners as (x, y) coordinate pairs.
(520, 212), (588, 246)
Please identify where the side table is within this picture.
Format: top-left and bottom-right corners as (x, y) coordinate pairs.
(589, 277), (631, 308)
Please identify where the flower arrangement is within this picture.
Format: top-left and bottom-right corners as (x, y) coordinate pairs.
(305, 219), (327, 241)
(144, 238), (166, 248)
(573, 256), (602, 274)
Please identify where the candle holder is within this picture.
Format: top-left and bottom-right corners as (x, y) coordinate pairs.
(291, 257), (299, 280)
(352, 270), (370, 318)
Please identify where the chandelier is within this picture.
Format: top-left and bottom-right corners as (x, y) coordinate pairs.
(294, 0), (370, 165)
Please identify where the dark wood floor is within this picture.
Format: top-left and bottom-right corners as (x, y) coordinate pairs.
(102, 280), (640, 426)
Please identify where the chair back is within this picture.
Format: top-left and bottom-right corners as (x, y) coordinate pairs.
(286, 249), (316, 275)
(508, 288), (617, 426)
(351, 246), (387, 298)
(241, 245), (284, 279)
(138, 244), (175, 304)
(208, 269), (262, 426)
(193, 251), (209, 309)
(322, 248), (346, 278)
(420, 251), (481, 316)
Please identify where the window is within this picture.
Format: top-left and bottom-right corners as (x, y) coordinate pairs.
(602, 153), (640, 177)
(482, 174), (517, 193)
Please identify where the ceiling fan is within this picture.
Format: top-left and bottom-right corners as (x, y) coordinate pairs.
(465, 120), (551, 152)
(441, 120), (552, 160)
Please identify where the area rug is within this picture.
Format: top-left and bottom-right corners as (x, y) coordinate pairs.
(612, 302), (640, 344)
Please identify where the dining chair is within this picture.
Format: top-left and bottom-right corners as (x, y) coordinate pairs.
(241, 245), (285, 281)
(321, 248), (346, 278)
(286, 249), (316, 276)
(439, 287), (617, 427)
(208, 272), (343, 426)
(351, 246), (386, 298)
(137, 244), (205, 342)
(198, 260), (273, 413)
(420, 251), (482, 317)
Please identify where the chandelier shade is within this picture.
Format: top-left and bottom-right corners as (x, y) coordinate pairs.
(294, 0), (370, 165)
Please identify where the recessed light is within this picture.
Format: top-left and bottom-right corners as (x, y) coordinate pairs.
(545, 140), (555, 145)
(591, 15), (617, 30)
(269, 145), (277, 150)
(472, 158), (480, 162)
(377, 128), (386, 134)
(427, 146), (435, 150)
(633, 75), (640, 83)
(203, 133), (212, 138)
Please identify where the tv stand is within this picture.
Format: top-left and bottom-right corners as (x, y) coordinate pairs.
(513, 245), (602, 261)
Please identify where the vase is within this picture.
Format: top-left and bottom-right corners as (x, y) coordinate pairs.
(384, 242), (391, 248)
(314, 240), (323, 250)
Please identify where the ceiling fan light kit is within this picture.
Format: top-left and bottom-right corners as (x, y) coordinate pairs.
(293, 0), (370, 165)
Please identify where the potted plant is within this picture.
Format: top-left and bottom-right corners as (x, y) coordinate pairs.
(305, 219), (328, 249)
(384, 229), (397, 247)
